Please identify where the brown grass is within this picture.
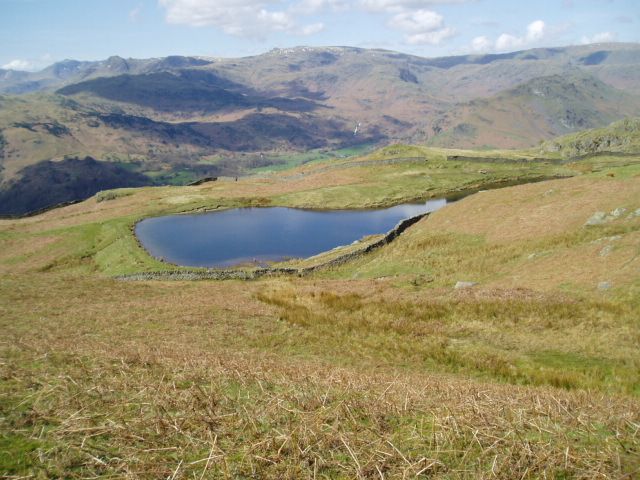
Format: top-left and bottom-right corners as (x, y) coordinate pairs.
(2, 272), (639, 479)
(424, 176), (640, 243)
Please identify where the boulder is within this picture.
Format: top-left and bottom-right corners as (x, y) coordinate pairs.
(585, 211), (607, 226)
(611, 207), (626, 218)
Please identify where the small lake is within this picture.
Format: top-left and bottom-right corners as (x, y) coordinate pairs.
(135, 199), (447, 268)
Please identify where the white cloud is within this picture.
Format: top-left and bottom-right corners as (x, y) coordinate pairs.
(580, 31), (617, 44)
(470, 35), (491, 52)
(129, 4), (142, 22)
(1, 59), (34, 71)
(299, 22), (325, 35)
(405, 27), (455, 45)
(159, 0), (325, 38)
(495, 33), (522, 51)
(389, 9), (443, 33)
(295, 0), (349, 14)
(525, 19), (545, 42)
(388, 9), (455, 45)
(467, 19), (548, 54)
(360, 0), (467, 13)
(158, 0), (465, 44)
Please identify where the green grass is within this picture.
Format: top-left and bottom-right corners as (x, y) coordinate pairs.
(274, 158), (571, 209)
(144, 168), (200, 185)
(0, 434), (46, 475)
(250, 143), (377, 173)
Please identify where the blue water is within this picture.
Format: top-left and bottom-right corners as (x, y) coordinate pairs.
(135, 199), (447, 268)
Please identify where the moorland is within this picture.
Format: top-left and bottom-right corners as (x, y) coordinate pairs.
(1, 115), (639, 478)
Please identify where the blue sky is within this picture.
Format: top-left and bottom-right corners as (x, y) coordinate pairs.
(1, 0), (639, 71)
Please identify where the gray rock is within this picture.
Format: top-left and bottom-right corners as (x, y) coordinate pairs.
(585, 211), (607, 226)
(599, 245), (613, 257)
(597, 281), (612, 291)
(455, 281), (477, 289)
(611, 207), (627, 218)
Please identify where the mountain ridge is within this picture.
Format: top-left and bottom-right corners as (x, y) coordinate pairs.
(3, 42), (639, 95)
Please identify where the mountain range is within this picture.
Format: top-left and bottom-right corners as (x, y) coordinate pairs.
(1, 42), (639, 215)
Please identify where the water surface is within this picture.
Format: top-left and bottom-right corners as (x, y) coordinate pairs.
(136, 199), (447, 268)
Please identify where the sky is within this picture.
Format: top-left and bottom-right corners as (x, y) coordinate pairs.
(1, 0), (639, 71)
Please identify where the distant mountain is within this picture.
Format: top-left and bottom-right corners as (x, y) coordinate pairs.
(1, 42), (639, 204)
(0, 55), (214, 94)
(427, 73), (640, 148)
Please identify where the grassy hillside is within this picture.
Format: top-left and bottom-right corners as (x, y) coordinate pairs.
(1, 140), (639, 477)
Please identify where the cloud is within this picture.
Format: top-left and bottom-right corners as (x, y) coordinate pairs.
(470, 35), (491, 52)
(388, 9), (443, 32)
(299, 22), (325, 35)
(158, 0), (465, 44)
(360, 0), (467, 12)
(472, 19), (547, 53)
(295, 0), (349, 14)
(159, 0), (325, 38)
(129, 4), (142, 22)
(494, 33), (521, 51)
(387, 9), (455, 45)
(495, 20), (545, 50)
(1, 59), (35, 71)
(580, 31), (617, 44)
(405, 27), (455, 45)
(526, 20), (545, 42)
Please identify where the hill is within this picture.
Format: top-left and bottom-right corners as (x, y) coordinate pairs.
(427, 74), (640, 148)
(0, 134), (638, 477)
(0, 157), (152, 216)
(540, 116), (640, 157)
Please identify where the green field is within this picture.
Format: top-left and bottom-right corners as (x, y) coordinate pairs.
(249, 143), (378, 173)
